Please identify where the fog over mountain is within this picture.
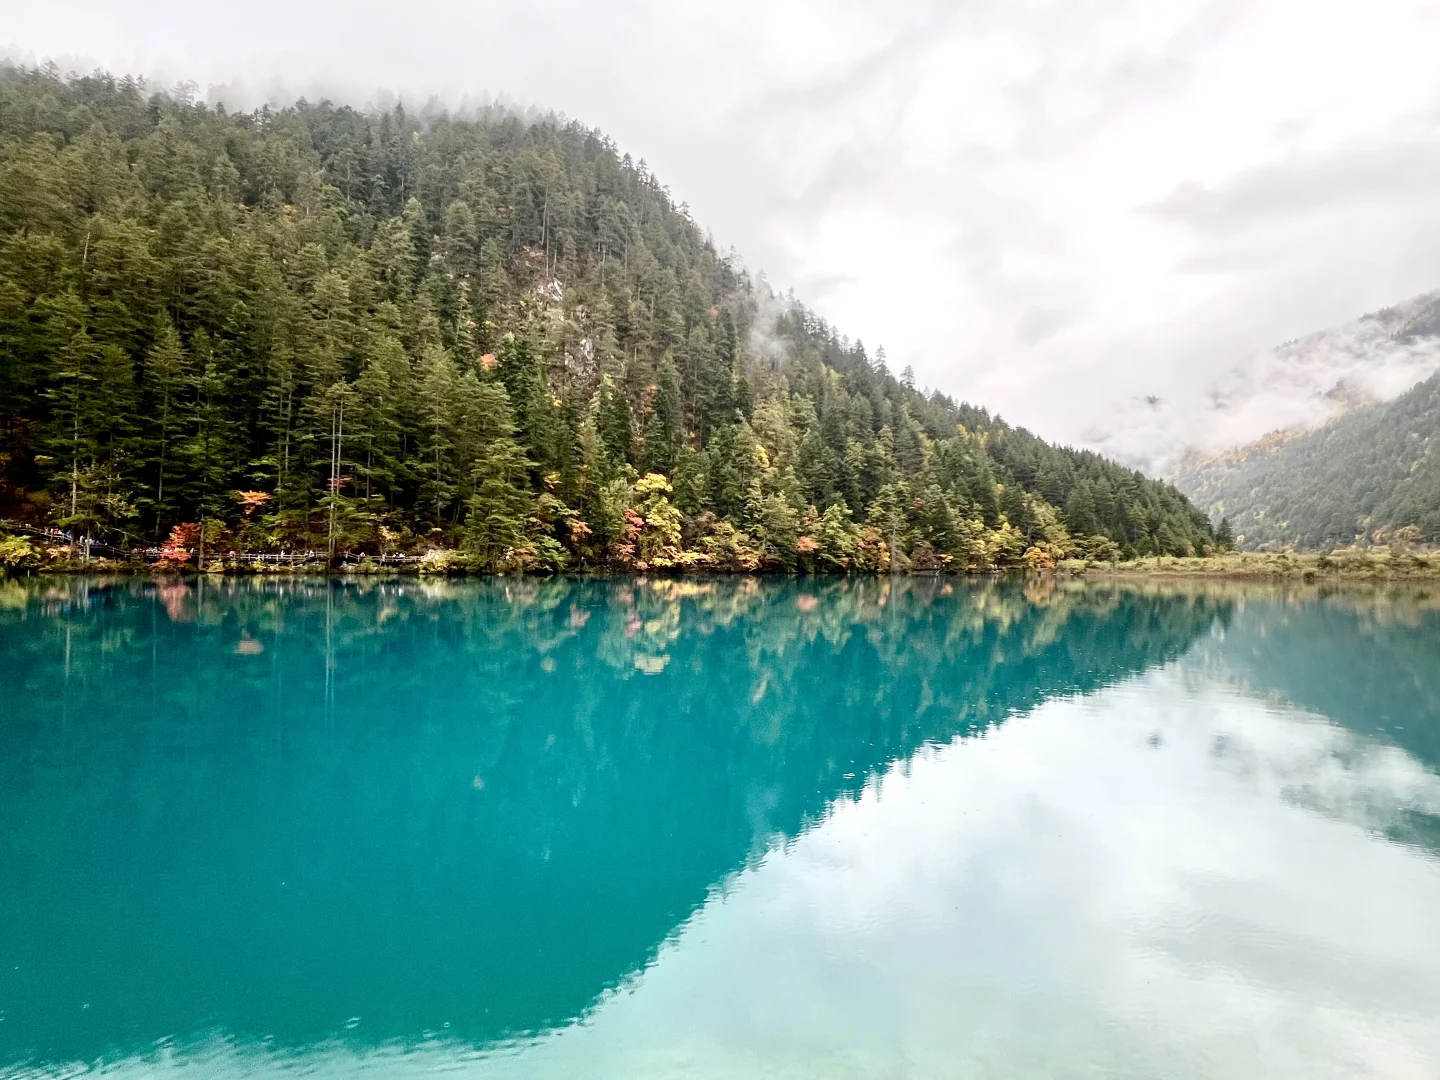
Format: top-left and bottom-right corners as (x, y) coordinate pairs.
(10, 0), (1440, 473)
(1175, 368), (1440, 548)
(1090, 289), (1440, 476)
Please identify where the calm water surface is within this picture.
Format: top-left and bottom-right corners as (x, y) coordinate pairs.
(2, 576), (1439, 1078)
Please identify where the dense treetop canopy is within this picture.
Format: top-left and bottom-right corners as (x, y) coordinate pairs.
(0, 64), (1216, 570)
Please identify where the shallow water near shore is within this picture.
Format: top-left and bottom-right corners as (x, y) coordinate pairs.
(2, 576), (1439, 1078)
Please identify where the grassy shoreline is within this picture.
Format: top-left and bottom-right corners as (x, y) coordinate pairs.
(1074, 550), (1440, 583)
(5, 548), (1439, 583)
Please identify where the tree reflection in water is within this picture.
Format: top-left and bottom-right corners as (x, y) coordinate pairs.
(0, 575), (1229, 1066)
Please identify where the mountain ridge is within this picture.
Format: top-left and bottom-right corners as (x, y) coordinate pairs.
(1176, 369), (1440, 548)
(1090, 288), (1440, 479)
(0, 63), (1216, 568)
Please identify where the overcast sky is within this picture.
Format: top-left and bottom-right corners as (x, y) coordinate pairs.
(10, 0), (1440, 465)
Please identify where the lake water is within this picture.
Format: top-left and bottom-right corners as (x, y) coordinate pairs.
(2, 575), (1439, 1078)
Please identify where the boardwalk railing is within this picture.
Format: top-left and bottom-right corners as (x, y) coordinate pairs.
(220, 551), (323, 566)
(1, 520), (130, 559)
(340, 552), (426, 566)
(3, 520), (429, 568)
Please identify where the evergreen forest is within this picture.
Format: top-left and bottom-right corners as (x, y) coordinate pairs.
(0, 64), (1219, 571)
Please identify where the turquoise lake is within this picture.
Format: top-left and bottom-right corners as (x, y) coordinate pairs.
(3, 575), (1440, 1078)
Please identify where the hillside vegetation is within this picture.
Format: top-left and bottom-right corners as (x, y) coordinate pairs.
(1178, 371), (1440, 550)
(0, 65), (1215, 572)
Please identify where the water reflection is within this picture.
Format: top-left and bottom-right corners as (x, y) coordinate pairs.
(1, 578), (1438, 1077)
(490, 673), (1440, 1080)
(1188, 585), (1440, 773)
(0, 576), (1220, 1068)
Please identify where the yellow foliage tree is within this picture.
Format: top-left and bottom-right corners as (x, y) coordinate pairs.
(632, 473), (684, 566)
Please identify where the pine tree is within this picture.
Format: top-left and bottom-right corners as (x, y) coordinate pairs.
(464, 383), (533, 570)
(643, 352), (682, 475)
(1064, 481), (1100, 538)
(1215, 517), (1235, 550)
(353, 333), (417, 507)
(416, 345), (461, 528)
(46, 327), (99, 536)
(141, 316), (187, 529)
(595, 374), (635, 469)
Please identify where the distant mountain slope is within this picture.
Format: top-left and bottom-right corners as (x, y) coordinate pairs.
(1176, 371), (1440, 549)
(1090, 290), (1440, 477)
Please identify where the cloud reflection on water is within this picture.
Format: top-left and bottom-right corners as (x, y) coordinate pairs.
(496, 668), (1440, 1079)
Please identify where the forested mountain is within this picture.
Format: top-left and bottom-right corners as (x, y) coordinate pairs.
(0, 64), (1216, 571)
(1092, 289), (1440, 476)
(1177, 371), (1440, 549)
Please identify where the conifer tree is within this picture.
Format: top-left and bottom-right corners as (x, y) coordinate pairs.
(464, 383), (533, 569)
(595, 374), (635, 469)
(1215, 517), (1235, 550)
(643, 353), (683, 475)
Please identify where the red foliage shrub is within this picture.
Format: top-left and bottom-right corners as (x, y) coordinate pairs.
(155, 523), (200, 570)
